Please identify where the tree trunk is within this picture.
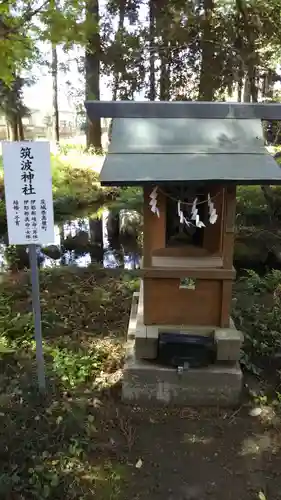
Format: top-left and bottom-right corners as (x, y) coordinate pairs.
(159, 51), (170, 100)
(5, 117), (10, 140)
(112, 0), (125, 100)
(243, 74), (251, 102)
(261, 185), (279, 226)
(237, 62), (244, 102)
(148, 0), (156, 101)
(89, 217), (103, 245)
(237, 80), (242, 102)
(52, 43), (60, 143)
(262, 70), (274, 99)
(85, 0), (102, 150)
(157, 3), (170, 101)
(198, 0), (215, 101)
(18, 115), (25, 140)
(249, 67), (258, 102)
(236, 0), (258, 103)
(107, 212), (120, 241)
(9, 117), (19, 141)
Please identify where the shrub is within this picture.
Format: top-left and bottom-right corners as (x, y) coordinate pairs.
(233, 270), (281, 374)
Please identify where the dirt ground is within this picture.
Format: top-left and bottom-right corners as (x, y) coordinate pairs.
(1, 269), (281, 499)
(2, 377), (281, 500)
(108, 402), (281, 500)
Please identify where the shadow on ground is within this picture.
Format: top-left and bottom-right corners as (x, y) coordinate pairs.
(1, 267), (281, 499)
(1, 352), (281, 500)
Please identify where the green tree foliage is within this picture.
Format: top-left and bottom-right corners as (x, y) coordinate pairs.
(0, 0), (86, 85)
(96, 0), (281, 103)
(0, 76), (31, 140)
(1, 0), (281, 145)
(1, 0), (281, 96)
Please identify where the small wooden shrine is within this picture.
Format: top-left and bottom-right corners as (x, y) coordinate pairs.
(86, 101), (281, 405)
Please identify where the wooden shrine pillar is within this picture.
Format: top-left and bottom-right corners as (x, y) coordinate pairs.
(143, 186), (166, 267)
(203, 185), (224, 255)
(220, 185), (237, 327)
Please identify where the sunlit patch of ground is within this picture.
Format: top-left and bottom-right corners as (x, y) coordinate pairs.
(1, 269), (281, 500)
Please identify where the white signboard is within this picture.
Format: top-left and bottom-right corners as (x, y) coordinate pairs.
(2, 141), (55, 245)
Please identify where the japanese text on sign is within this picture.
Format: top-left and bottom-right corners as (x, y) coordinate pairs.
(2, 141), (54, 245)
(20, 146), (36, 196)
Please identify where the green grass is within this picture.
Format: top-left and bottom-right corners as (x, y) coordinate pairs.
(0, 152), (119, 229)
(0, 267), (139, 499)
(1, 265), (281, 498)
(0, 267), (139, 386)
(50, 154), (118, 222)
(0, 145), (280, 230)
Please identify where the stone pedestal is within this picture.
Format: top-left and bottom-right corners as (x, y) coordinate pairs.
(122, 291), (244, 406)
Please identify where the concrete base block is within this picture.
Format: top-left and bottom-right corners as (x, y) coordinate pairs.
(122, 348), (243, 406)
(125, 286), (244, 406)
(135, 337), (157, 359)
(127, 292), (139, 339)
(215, 328), (244, 361)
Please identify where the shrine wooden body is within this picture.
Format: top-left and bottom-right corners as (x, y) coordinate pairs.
(85, 102), (281, 335)
(141, 184), (236, 328)
(84, 100), (281, 406)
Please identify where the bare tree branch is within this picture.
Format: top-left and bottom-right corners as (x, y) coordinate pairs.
(0, 0), (49, 38)
(21, 0), (49, 24)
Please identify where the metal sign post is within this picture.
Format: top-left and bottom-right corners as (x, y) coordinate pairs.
(29, 244), (46, 391)
(2, 141), (55, 392)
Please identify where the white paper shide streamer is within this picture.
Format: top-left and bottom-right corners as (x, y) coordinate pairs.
(149, 187), (218, 227)
(191, 198), (205, 228)
(177, 200), (191, 226)
(208, 193), (218, 224)
(149, 186), (160, 218)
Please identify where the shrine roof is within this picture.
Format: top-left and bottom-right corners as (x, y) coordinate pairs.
(85, 100), (281, 186)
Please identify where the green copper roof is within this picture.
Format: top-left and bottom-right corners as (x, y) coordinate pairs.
(99, 118), (281, 185)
